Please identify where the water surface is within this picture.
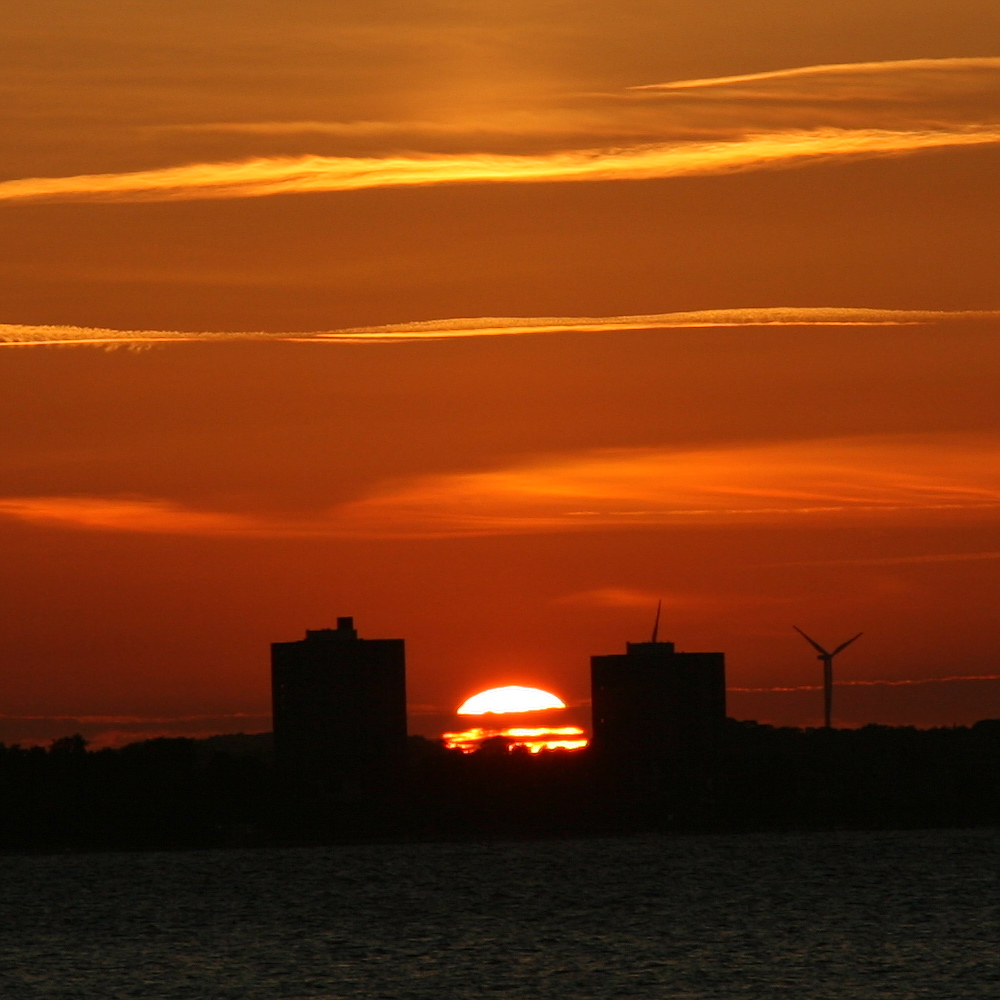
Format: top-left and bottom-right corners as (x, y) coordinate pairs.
(1, 829), (996, 998)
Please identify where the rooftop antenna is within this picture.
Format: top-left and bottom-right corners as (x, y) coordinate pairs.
(650, 599), (662, 643)
(793, 626), (863, 729)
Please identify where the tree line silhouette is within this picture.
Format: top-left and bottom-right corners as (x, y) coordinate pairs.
(0, 720), (998, 850)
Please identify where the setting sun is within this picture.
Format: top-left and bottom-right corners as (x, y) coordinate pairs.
(447, 686), (587, 753)
(457, 686), (566, 715)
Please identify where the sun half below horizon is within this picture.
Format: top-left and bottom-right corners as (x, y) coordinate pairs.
(446, 685), (587, 753)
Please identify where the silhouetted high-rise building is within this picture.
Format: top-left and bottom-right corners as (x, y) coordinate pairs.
(271, 617), (407, 793)
(590, 638), (726, 800)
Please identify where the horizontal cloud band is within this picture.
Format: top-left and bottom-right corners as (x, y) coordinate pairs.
(730, 675), (1000, 693)
(3, 307), (999, 348)
(1, 436), (998, 539)
(2, 127), (999, 206)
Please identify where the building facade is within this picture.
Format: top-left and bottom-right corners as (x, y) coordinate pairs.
(271, 616), (407, 793)
(590, 639), (726, 800)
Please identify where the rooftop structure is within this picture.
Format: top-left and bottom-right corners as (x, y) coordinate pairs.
(590, 637), (726, 801)
(271, 616), (407, 794)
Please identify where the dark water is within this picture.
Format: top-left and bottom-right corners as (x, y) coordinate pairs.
(0, 829), (996, 999)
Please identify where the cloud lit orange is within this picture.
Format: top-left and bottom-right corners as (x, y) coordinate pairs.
(2, 128), (999, 206)
(2, 434), (999, 540)
(130, 57), (1000, 169)
(329, 435), (1000, 538)
(3, 307), (998, 348)
(633, 56), (1000, 100)
(0, 497), (267, 536)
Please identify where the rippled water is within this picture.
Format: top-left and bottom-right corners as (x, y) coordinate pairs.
(0, 829), (997, 999)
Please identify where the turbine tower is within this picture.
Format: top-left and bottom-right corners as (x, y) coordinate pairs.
(793, 627), (863, 729)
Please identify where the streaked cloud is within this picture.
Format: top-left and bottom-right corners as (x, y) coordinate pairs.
(3, 306), (998, 348)
(139, 59), (1000, 157)
(731, 675), (1000, 693)
(624, 56), (1000, 134)
(306, 307), (1000, 342)
(633, 57), (1000, 102)
(2, 435), (998, 539)
(554, 587), (662, 608)
(2, 126), (999, 206)
(773, 551), (1000, 567)
(148, 117), (637, 142)
(156, 120), (508, 137)
(0, 324), (279, 348)
(330, 436), (1000, 537)
(1, 57), (996, 208)
(0, 496), (276, 537)
(553, 588), (788, 610)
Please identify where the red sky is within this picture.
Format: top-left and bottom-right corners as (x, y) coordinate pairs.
(2, 2), (999, 745)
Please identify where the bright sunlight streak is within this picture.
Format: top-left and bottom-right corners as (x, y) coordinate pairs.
(441, 726), (588, 754)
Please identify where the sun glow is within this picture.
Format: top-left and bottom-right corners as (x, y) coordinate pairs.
(457, 685), (566, 715)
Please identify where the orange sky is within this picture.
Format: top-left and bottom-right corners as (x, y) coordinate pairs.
(2, 2), (999, 745)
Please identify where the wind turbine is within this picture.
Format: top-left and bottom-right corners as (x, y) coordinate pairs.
(650, 599), (662, 643)
(793, 627), (863, 729)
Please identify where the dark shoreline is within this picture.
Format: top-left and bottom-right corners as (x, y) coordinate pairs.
(2, 719), (998, 853)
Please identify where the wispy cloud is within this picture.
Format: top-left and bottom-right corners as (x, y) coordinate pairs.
(553, 588), (789, 610)
(148, 117), (639, 142)
(633, 57), (1000, 101)
(553, 588), (662, 608)
(2, 126), (999, 206)
(328, 436), (1000, 537)
(155, 120), (509, 137)
(3, 58), (995, 206)
(0, 497), (277, 536)
(623, 56), (1000, 134)
(304, 307), (1000, 342)
(140, 59), (1000, 157)
(731, 675), (1000, 693)
(0, 324), (281, 348)
(2, 436), (998, 539)
(3, 307), (998, 348)
(773, 551), (1000, 567)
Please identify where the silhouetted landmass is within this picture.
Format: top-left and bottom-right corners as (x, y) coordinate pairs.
(0, 720), (998, 851)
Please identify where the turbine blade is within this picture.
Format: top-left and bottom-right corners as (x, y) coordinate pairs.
(832, 632), (863, 656)
(793, 626), (831, 657)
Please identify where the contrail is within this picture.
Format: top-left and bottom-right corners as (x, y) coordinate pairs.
(3, 307), (998, 348)
(632, 56), (1000, 92)
(2, 127), (999, 206)
(302, 307), (1000, 342)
